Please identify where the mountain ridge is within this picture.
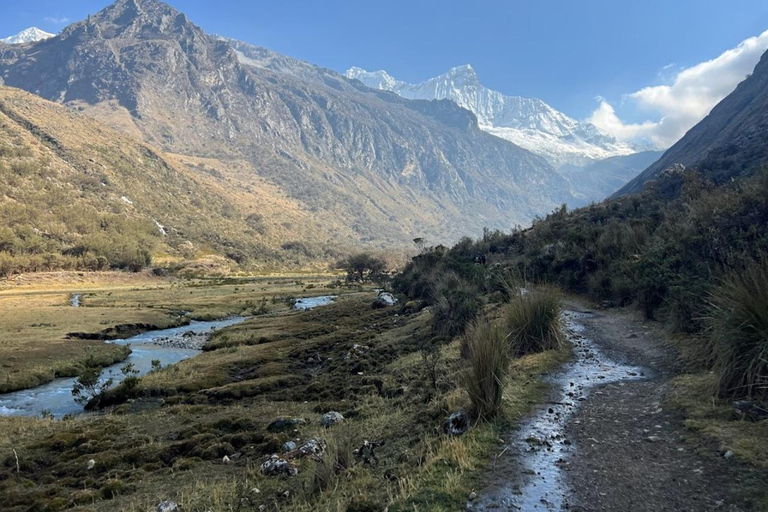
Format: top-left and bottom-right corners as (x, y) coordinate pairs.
(0, 0), (576, 249)
(345, 64), (638, 169)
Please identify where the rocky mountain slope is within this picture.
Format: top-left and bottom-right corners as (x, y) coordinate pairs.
(0, 0), (575, 252)
(617, 49), (768, 196)
(345, 64), (637, 169)
(1, 27), (54, 45)
(0, 86), (355, 271)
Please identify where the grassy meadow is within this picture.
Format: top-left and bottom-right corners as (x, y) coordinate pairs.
(0, 270), (570, 512)
(0, 271), (341, 394)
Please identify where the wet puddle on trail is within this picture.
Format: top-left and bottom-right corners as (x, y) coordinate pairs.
(472, 310), (645, 511)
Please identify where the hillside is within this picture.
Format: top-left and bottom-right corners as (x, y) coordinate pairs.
(0, 86), (353, 273)
(0, 0), (574, 252)
(617, 50), (768, 196)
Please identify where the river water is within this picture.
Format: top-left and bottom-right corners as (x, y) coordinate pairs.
(0, 317), (246, 418)
(472, 310), (645, 511)
(0, 295), (340, 419)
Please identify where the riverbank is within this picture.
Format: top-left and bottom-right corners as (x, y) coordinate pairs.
(0, 273), (342, 394)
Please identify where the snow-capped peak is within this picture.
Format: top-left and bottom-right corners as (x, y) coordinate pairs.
(1, 27), (55, 45)
(345, 67), (403, 91)
(345, 64), (638, 168)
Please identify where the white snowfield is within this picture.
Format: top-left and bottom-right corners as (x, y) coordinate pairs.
(345, 64), (637, 168)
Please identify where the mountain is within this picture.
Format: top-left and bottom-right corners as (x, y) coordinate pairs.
(345, 65), (637, 169)
(0, 0), (575, 252)
(0, 86), (340, 271)
(563, 150), (664, 204)
(617, 50), (768, 196)
(1, 27), (55, 45)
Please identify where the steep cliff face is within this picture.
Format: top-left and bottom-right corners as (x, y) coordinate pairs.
(616, 50), (768, 197)
(0, 0), (575, 247)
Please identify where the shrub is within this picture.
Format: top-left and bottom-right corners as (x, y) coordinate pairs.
(705, 257), (768, 399)
(461, 318), (509, 419)
(431, 272), (481, 338)
(505, 286), (565, 356)
(337, 253), (387, 282)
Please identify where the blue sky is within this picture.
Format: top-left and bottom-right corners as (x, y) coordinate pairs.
(2, 0), (768, 146)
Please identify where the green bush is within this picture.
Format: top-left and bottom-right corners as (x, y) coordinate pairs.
(505, 286), (565, 356)
(705, 257), (768, 399)
(461, 318), (509, 419)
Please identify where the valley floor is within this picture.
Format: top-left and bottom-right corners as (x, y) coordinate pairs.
(0, 278), (765, 511)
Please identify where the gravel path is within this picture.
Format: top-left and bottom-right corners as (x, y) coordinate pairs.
(563, 299), (754, 512)
(473, 298), (760, 511)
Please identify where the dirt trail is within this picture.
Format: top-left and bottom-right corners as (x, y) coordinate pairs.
(472, 299), (758, 512)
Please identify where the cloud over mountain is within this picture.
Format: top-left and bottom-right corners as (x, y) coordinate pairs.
(590, 29), (768, 149)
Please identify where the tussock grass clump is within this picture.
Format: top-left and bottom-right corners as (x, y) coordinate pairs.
(462, 318), (510, 419)
(505, 286), (565, 357)
(705, 258), (768, 399)
(306, 436), (355, 495)
(431, 271), (481, 339)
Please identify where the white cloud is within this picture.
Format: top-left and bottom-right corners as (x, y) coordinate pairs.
(44, 16), (70, 24)
(589, 29), (768, 149)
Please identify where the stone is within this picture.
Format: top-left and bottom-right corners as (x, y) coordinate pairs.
(644, 436), (661, 442)
(86, 459), (95, 470)
(444, 411), (470, 436)
(282, 441), (297, 452)
(372, 291), (398, 309)
(469, 491), (477, 501)
(321, 411), (344, 427)
(156, 501), (179, 512)
(222, 455), (232, 464)
(724, 450), (735, 459)
(297, 438), (326, 457)
(260, 455), (297, 477)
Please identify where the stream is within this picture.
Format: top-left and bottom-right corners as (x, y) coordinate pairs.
(0, 295), (339, 419)
(472, 310), (646, 511)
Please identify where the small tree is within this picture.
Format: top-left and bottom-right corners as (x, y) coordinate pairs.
(72, 367), (113, 407)
(337, 253), (386, 282)
(120, 363), (140, 392)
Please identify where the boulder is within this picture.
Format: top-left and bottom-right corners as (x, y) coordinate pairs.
(282, 440), (297, 452)
(321, 411), (344, 427)
(260, 455), (298, 477)
(372, 291), (398, 309)
(444, 411), (470, 436)
(156, 502), (179, 512)
(297, 438), (326, 457)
